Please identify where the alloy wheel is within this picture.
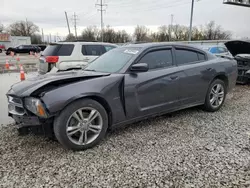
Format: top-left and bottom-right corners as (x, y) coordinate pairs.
(209, 84), (225, 108)
(66, 107), (103, 146)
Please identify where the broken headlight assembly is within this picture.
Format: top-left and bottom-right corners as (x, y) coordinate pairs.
(24, 97), (48, 118)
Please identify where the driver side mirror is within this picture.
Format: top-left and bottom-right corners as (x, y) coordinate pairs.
(130, 63), (149, 72)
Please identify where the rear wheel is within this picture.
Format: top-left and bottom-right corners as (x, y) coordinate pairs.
(203, 79), (226, 112)
(54, 99), (108, 151)
(0, 49), (2, 53)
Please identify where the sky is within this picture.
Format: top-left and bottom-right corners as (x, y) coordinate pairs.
(1, 0), (250, 39)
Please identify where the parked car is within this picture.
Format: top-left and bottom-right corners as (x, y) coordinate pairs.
(0, 44), (5, 53)
(6, 43), (238, 151)
(200, 45), (233, 58)
(38, 42), (118, 74)
(224, 40), (250, 84)
(6, 45), (41, 55)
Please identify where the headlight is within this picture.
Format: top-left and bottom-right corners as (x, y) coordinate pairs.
(24, 97), (48, 118)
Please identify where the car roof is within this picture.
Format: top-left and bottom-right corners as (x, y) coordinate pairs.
(121, 42), (208, 51)
(54, 41), (118, 46)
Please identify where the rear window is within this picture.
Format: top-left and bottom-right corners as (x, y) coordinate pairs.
(42, 44), (74, 56)
(176, 49), (199, 65)
(82, 45), (105, 56)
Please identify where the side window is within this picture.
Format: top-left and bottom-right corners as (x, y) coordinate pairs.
(57, 44), (74, 56)
(138, 49), (173, 70)
(104, 45), (116, 52)
(82, 45), (105, 56)
(197, 52), (206, 61)
(175, 49), (199, 65)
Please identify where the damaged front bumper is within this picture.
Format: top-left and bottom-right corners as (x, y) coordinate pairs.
(9, 113), (42, 128)
(7, 95), (54, 136)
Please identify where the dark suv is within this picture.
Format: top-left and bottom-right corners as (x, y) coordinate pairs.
(6, 45), (41, 55)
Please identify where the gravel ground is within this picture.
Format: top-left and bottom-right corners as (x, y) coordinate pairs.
(0, 85), (250, 188)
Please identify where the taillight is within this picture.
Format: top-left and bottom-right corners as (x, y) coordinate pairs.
(46, 56), (59, 63)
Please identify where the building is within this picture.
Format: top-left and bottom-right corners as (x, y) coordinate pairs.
(0, 33), (31, 49)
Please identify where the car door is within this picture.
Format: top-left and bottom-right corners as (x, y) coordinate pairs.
(124, 47), (184, 119)
(16, 45), (23, 53)
(174, 47), (214, 106)
(81, 44), (106, 63)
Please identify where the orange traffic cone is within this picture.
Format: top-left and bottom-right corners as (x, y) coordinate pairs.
(5, 59), (10, 70)
(20, 64), (25, 81)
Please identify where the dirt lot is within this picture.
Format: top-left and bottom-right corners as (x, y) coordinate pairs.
(0, 85), (250, 187)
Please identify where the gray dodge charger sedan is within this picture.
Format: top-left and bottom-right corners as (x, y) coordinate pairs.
(6, 43), (238, 151)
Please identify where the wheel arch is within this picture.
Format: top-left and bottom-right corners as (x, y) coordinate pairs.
(212, 73), (229, 92)
(59, 94), (113, 128)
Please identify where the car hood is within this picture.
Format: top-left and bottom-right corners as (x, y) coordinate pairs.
(224, 40), (250, 57)
(7, 70), (110, 97)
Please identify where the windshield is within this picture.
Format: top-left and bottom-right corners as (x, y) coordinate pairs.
(84, 47), (141, 73)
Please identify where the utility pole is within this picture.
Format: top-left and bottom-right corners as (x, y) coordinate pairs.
(170, 14), (174, 41)
(188, 0), (195, 41)
(42, 28), (44, 43)
(96, 0), (107, 42)
(49, 33), (51, 43)
(72, 12), (78, 39)
(65, 11), (71, 35)
(26, 18), (28, 36)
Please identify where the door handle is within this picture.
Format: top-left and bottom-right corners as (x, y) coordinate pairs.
(170, 76), (178, 80)
(206, 68), (212, 71)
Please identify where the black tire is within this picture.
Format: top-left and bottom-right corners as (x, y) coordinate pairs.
(203, 79), (227, 112)
(0, 49), (2, 53)
(53, 99), (108, 151)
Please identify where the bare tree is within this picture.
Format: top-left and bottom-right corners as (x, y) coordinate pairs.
(115, 30), (130, 43)
(192, 26), (204, 40)
(0, 23), (4, 33)
(101, 26), (117, 43)
(8, 21), (39, 36)
(81, 26), (98, 41)
(203, 21), (232, 40)
(157, 25), (170, 42)
(65, 33), (76, 41)
(133, 25), (149, 42)
(172, 24), (189, 41)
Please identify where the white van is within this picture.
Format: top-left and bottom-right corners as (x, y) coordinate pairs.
(38, 42), (118, 74)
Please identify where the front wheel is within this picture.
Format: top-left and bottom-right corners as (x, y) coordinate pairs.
(54, 99), (108, 151)
(203, 79), (227, 112)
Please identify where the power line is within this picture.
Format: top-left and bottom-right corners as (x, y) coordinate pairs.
(96, 0), (107, 42)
